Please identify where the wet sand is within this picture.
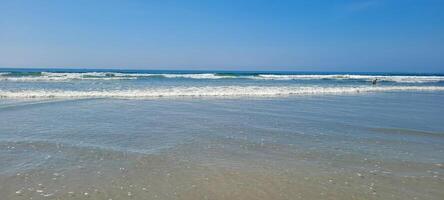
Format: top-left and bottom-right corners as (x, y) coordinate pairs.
(1, 93), (443, 199)
(1, 136), (443, 200)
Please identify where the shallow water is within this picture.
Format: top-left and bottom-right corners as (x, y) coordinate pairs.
(0, 92), (443, 199)
(0, 69), (443, 199)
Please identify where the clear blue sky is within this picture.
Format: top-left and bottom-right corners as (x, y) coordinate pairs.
(1, 0), (443, 72)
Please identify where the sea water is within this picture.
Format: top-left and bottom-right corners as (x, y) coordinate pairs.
(0, 69), (443, 199)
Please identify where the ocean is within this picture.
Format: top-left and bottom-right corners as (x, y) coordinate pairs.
(0, 68), (443, 199)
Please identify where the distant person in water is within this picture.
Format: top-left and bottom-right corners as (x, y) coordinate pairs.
(372, 78), (378, 85)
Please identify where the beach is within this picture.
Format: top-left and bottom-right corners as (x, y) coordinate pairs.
(0, 70), (443, 199)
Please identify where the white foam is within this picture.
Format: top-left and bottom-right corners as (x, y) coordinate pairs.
(1, 86), (443, 99)
(254, 74), (444, 83)
(0, 72), (231, 81)
(160, 73), (232, 79)
(1, 72), (443, 83)
(0, 72), (137, 81)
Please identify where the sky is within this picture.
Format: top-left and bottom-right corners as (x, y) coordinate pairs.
(0, 0), (443, 72)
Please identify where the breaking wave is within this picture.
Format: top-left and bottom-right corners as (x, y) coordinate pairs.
(1, 72), (443, 83)
(0, 72), (231, 81)
(253, 74), (444, 83)
(1, 86), (443, 99)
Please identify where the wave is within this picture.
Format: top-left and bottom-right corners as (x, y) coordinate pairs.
(0, 72), (137, 81)
(254, 74), (444, 83)
(0, 72), (232, 81)
(1, 72), (443, 83)
(1, 86), (443, 99)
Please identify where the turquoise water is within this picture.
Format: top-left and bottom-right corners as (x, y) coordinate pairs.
(0, 69), (443, 199)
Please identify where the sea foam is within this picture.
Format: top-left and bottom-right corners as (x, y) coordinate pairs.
(1, 86), (443, 99)
(254, 74), (444, 83)
(1, 72), (444, 83)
